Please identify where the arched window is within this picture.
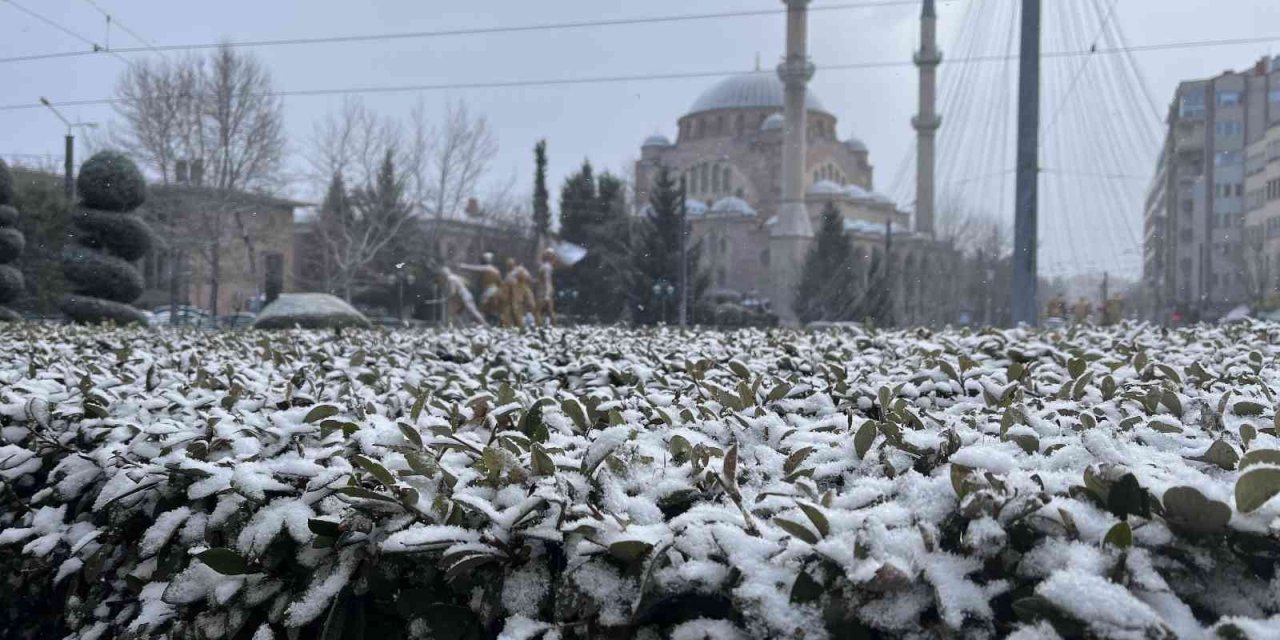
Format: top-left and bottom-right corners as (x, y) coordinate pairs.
(722, 167), (732, 194)
(700, 165), (710, 194)
(711, 165), (721, 193)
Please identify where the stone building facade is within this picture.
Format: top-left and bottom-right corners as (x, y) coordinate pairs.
(633, 73), (951, 325)
(139, 184), (305, 315)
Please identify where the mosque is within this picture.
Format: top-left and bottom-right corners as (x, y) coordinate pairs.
(632, 0), (950, 325)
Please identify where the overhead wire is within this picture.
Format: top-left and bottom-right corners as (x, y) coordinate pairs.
(1, 0), (128, 63)
(0, 0), (940, 65)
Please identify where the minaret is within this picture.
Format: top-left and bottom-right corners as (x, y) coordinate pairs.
(770, 0), (816, 323)
(913, 0), (941, 236)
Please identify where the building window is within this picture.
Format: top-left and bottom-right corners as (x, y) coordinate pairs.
(1180, 91), (1205, 117)
(1215, 150), (1242, 166)
(711, 166), (721, 193)
(1270, 89), (1280, 104)
(760, 249), (769, 266)
(1214, 121), (1242, 137)
(1217, 90), (1242, 107)
(722, 167), (732, 195)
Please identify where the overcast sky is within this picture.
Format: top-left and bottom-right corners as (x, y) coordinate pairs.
(3, 0), (1279, 278)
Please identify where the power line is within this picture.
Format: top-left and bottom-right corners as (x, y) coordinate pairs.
(3, 31), (1278, 120)
(79, 0), (167, 56)
(1, 0), (127, 63)
(0, 0), (935, 65)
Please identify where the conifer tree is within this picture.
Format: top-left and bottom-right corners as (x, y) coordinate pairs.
(557, 161), (630, 322)
(796, 202), (857, 323)
(631, 166), (704, 324)
(532, 140), (550, 243)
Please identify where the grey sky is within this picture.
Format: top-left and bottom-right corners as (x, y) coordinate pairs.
(2, 0), (1279, 279)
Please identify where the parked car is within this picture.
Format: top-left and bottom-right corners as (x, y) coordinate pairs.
(219, 312), (257, 329)
(150, 305), (217, 328)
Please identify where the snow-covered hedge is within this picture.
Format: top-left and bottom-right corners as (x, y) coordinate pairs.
(1, 323), (1279, 639)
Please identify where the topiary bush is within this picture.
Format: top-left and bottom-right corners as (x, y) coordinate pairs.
(0, 159), (23, 321)
(75, 151), (147, 212)
(60, 151), (151, 325)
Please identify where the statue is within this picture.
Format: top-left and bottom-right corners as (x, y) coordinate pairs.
(1102, 297), (1123, 326)
(1072, 297), (1092, 325)
(458, 252), (511, 326)
(536, 248), (557, 326)
(437, 266), (485, 326)
(1046, 294), (1067, 320)
(506, 257), (536, 328)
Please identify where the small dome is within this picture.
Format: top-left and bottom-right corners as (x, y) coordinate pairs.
(710, 196), (756, 216)
(844, 184), (871, 200)
(760, 113), (785, 131)
(642, 134), (672, 148)
(688, 73), (828, 117)
(844, 137), (868, 153)
(685, 198), (708, 215)
(808, 180), (844, 195)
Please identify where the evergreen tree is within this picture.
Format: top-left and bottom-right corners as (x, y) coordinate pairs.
(631, 166), (705, 324)
(532, 140), (550, 242)
(557, 161), (631, 322)
(796, 202), (858, 323)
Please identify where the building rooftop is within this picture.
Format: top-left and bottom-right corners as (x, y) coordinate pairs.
(687, 73), (828, 117)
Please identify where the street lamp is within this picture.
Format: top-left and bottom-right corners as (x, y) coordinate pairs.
(652, 280), (676, 324)
(39, 97), (97, 200)
(385, 270), (416, 324)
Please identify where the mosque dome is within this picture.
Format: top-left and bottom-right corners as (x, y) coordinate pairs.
(685, 199), (709, 215)
(868, 191), (894, 205)
(844, 184), (871, 200)
(760, 113), (785, 131)
(642, 134), (672, 148)
(808, 180), (845, 195)
(709, 196), (757, 216)
(687, 73), (828, 117)
(844, 137), (868, 153)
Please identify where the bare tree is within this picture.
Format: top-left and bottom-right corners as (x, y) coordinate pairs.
(112, 45), (286, 316)
(417, 100), (498, 220)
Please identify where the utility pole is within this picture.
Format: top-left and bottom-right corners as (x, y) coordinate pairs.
(39, 97), (97, 201)
(678, 175), (689, 327)
(1011, 0), (1041, 326)
(1100, 271), (1109, 323)
(884, 218), (894, 325)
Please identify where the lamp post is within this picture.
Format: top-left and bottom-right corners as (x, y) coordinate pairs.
(39, 97), (97, 200)
(385, 270), (416, 324)
(557, 288), (578, 322)
(652, 280), (676, 324)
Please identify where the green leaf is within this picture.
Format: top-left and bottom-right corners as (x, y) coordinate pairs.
(773, 517), (819, 545)
(1233, 401), (1267, 417)
(766, 382), (792, 404)
(797, 502), (830, 538)
(1068, 357), (1086, 379)
(854, 420), (876, 459)
(531, 445), (556, 477)
(790, 570), (823, 604)
(405, 451), (438, 477)
(519, 401), (547, 443)
(398, 422), (423, 449)
(335, 486), (398, 503)
(723, 444), (738, 488)
(196, 548), (251, 575)
(1162, 486), (1231, 535)
(305, 404), (340, 424)
(608, 540), (654, 564)
(1240, 449), (1280, 470)
(1161, 390), (1183, 417)
(308, 518), (342, 539)
(410, 392), (428, 422)
(1198, 440), (1239, 470)
(561, 398), (589, 431)
(1106, 473), (1151, 520)
(728, 360), (751, 380)
(349, 349), (366, 367)
(1103, 521), (1132, 549)
(1236, 467), (1280, 513)
(354, 455), (396, 487)
(1241, 424), (1257, 450)
(784, 447), (815, 477)
(950, 464), (974, 498)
